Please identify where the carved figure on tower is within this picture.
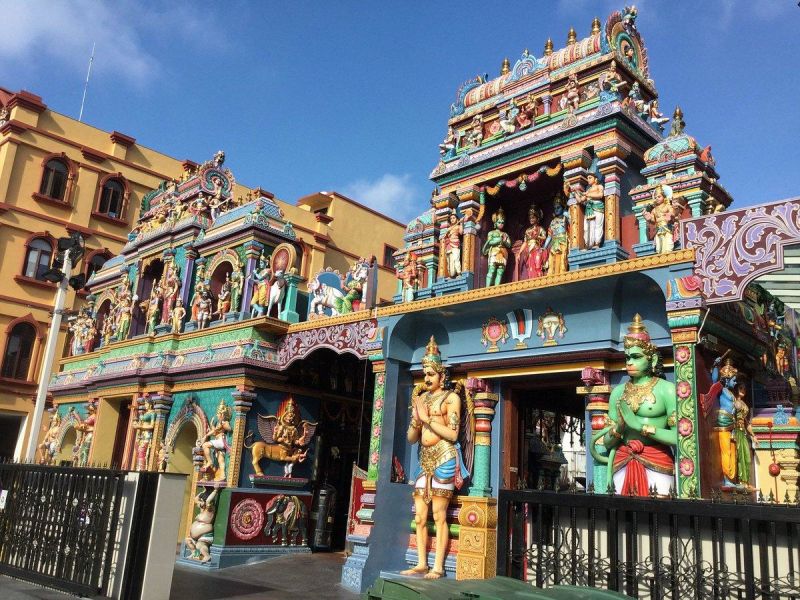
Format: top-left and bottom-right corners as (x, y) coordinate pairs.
(577, 170), (605, 249)
(185, 488), (218, 563)
(141, 280), (162, 334)
(439, 127), (457, 158)
(201, 400), (231, 481)
(545, 196), (570, 275)
(467, 115), (484, 148)
(214, 273), (232, 319)
(38, 412), (61, 465)
(482, 208), (511, 287)
(515, 93), (537, 129)
(160, 264), (181, 325)
(171, 298), (186, 333)
(402, 336), (473, 579)
(131, 398), (156, 471)
(591, 315), (677, 496)
(249, 252), (272, 315)
(75, 401), (97, 467)
(245, 397), (318, 477)
(443, 213), (463, 278)
(709, 357), (757, 488)
(517, 205), (548, 279)
(397, 251), (422, 303)
(644, 184), (676, 254)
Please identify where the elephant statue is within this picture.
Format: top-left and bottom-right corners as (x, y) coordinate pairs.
(264, 494), (308, 546)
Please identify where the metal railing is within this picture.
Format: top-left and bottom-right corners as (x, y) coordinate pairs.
(498, 487), (800, 600)
(0, 462), (125, 596)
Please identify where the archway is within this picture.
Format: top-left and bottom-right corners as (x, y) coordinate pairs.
(168, 422), (198, 543)
(56, 428), (77, 466)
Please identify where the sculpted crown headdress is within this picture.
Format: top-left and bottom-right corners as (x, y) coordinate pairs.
(623, 314), (658, 356)
(216, 399), (231, 419)
(422, 335), (444, 371)
(719, 358), (738, 380)
(492, 207), (506, 224)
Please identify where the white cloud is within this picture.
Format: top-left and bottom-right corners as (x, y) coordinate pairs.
(0, 1), (219, 87)
(341, 173), (425, 223)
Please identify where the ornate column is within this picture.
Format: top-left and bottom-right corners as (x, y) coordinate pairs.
(683, 190), (707, 218)
(596, 142), (630, 254)
(577, 367), (611, 492)
(467, 378), (498, 497)
(541, 94), (552, 117)
(228, 389), (255, 487)
(180, 244), (197, 307)
(279, 272), (302, 323)
(240, 241), (265, 318)
(668, 301), (706, 498)
(562, 150), (591, 252)
(366, 359), (386, 482)
(148, 393), (174, 471)
(121, 397), (140, 469)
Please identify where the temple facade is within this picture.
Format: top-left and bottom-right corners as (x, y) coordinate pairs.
(43, 5), (799, 596)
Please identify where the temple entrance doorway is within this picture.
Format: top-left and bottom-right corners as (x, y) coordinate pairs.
(168, 422), (198, 544)
(285, 349), (373, 551)
(501, 372), (586, 492)
(55, 428), (77, 465)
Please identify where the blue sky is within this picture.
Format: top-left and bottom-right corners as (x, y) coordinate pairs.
(2, 1), (798, 224)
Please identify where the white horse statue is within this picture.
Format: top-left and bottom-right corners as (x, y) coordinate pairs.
(251, 271), (287, 318)
(308, 279), (345, 316)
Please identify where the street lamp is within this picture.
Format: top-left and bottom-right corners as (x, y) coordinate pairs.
(24, 232), (85, 462)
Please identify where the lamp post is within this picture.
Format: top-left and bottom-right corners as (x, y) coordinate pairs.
(24, 234), (84, 462)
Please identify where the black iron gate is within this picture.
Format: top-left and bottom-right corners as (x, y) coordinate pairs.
(498, 488), (800, 600)
(0, 462), (125, 596)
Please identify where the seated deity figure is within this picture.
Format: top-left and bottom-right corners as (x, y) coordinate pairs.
(515, 93), (537, 129)
(710, 357), (757, 488)
(201, 400), (232, 481)
(545, 197), (570, 275)
(644, 184), (676, 254)
(402, 336), (470, 579)
(443, 213), (463, 278)
(438, 127), (457, 158)
(592, 315), (677, 496)
(481, 208), (511, 287)
(576, 171), (605, 249)
(518, 205), (548, 279)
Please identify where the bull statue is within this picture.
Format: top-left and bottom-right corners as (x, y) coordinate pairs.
(244, 398), (317, 477)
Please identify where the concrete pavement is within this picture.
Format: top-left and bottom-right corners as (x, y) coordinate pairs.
(0, 552), (360, 599)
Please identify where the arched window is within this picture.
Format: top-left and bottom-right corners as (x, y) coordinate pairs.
(39, 159), (69, 201)
(2, 322), (36, 380)
(86, 252), (109, 281)
(24, 237), (53, 280)
(98, 179), (124, 218)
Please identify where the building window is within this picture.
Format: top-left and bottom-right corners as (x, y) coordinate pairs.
(39, 159), (69, 201)
(383, 244), (397, 267)
(24, 237), (53, 280)
(86, 252), (108, 281)
(98, 179), (124, 218)
(2, 322), (36, 380)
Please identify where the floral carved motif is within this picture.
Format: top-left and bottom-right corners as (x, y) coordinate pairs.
(276, 319), (378, 368)
(682, 199), (800, 304)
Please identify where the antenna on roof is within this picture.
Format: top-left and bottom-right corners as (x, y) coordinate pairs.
(78, 42), (95, 122)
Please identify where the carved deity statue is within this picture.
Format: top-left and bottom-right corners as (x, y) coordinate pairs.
(171, 298), (186, 333)
(214, 273), (232, 319)
(564, 73), (581, 113)
(515, 93), (537, 129)
(439, 127), (457, 158)
(466, 115), (484, 148)
(647, 100), (670, 132)
(397, 251), (422, 303)
(518, 205), (548, 279)
(545, 197), (570, 275)
(710, 358), (757, 488)
(443, 213), (463, 279)
(75, 402), (97, 467)
(230, 268), (244, 313)
(249, 253), (272, 314)
(591, 315), (677, 496)
(196, 291), (213, 329)
(245, 397), (318, 477)
(201, 400), (231, 481)
(141, 279), (162, 334)
(402, 336), (472, 579)
(644, 184), (676, 254)
(131, 398), (156, 471)
(577, 171), (605, 249)
(482, 208), (511, 287)
(38, 412), (62, 465)
(160, 264), (181, 325)
(185, 488), (218, 563)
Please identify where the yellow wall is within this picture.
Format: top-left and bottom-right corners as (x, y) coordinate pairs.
(169, 423), (198, 542)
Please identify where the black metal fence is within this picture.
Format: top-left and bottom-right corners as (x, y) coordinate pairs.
(0, 462), (125, 596)
(497, 488), (800, 600)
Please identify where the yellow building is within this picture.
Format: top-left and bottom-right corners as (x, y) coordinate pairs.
(0, 86), (404, 459)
